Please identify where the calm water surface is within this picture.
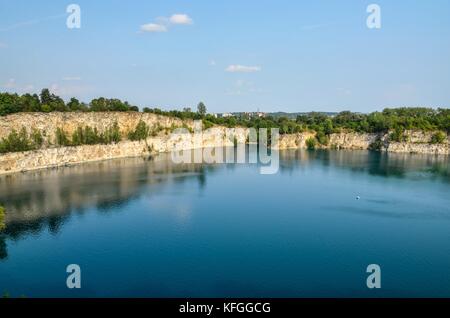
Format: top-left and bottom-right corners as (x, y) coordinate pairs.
(0, 149), (450, 297)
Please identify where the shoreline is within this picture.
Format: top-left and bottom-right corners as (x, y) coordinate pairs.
(1, 112), (448, 175)
(1, 135), (448, 176)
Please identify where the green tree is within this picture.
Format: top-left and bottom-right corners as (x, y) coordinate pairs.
(306, 137), (316, 150)
(55, 128), (70, 146)
(102, 122), (121, 144)
(430, 131), (447, 144)
(67, 98), (81, 111)
(0, 128), (33, 153)
(0, 92), (21, 116)
(316, 131), (329, 145)
(128, 120), (149, 141)
(90, 98), (108, 112)
(19, 93), (41, 112)
(31, 129), (44, 148)
(197, 102), (207, 117)
(39, 89), (52, 106)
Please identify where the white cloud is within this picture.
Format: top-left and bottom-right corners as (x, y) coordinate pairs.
(0, 42), (8, 48)
(226, 65), (261, 73)
(50, 83), (92, 97)
(0, 14), (66, 32)
(169, 14), (193, 25)
(23, 84), (34, 92)
(140, 13), (193, 34)
(209, 60), (216, 66)
(226, 79), (264, 96)
(2, 79), (35, 93)
(62, 76), (81, 81)
(3, 78), (16, 88)
(140, 23), (168, 33)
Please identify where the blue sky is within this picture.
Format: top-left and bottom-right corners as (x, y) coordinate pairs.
(1, 0), (449, 113)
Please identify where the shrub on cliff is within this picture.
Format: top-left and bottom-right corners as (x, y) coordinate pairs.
(128, 120), (149, 141)
(430, 131), (447, 144)
(315, 131), (329, 145)
(31, 129), (44, 148)
(103, 122), (121, 144)
(71, 122), (121, 146)
(389, 127), (408, 142)
(306, 137), (316, 150)
(55, 128), (70, 146)
(369, 137), (384, 151)
(0, 128), (34, 153)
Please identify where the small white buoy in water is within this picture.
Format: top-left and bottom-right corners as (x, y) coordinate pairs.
(356, 196), (361, 200)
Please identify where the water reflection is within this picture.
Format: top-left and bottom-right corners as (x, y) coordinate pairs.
(0, 148), (449, 260)
(0, 153), (218, 259)
(279, 149), (450, 181)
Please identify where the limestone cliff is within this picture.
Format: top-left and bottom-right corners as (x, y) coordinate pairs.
(0, 112), (190, 146)
(0, 113), (448, 175)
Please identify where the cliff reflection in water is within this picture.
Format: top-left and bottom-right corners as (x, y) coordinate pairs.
(1, 149), (449, 260)
(279, 149), (450, 181)
(0, 152), (217, 259)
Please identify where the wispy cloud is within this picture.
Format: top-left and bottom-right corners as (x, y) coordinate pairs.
(2, 79), (34, 93)
(169, 14), (193, 25)
(226, 65), (262, 73)
(3, 78), (16, 88)
(0, 14), (66, 32)
(140, 13), (193, 33)
(140, 23), (167, 33)
(226, 79), (264, 96)
(62, 76), (82, 81)
(50, 83), (92, 97)
(0, 42), (8, 48)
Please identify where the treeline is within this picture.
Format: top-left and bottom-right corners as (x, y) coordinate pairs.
(0, 89), (139, 115)
(145, 107), (450, 135)
(145, 106), (449, 147)
(1, 89), (449, 138)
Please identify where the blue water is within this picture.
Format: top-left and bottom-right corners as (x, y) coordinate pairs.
(0, 149), (450, 297)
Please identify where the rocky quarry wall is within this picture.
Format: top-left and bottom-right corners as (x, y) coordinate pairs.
(0, 113), (448, 174)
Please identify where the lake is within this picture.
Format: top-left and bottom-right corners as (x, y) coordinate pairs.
(1, 149), (450, 297)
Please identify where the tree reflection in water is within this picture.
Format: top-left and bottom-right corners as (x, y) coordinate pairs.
(0, 148), (449, 260)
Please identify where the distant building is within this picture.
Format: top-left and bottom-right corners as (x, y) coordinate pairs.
(216, 112), (233, 118)
(242, 112), (266, 118)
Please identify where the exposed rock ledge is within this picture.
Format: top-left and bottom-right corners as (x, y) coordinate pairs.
(278, 131), (448, 154)
(1, 130), (447, 175)
(0, 112), (448, 175)
(0, 127), (248, 175)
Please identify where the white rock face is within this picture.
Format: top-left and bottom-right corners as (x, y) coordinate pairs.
(329, 132), (380, 150)
(276, 132), (316, 149)
(0, 113), (448, 174)
(386, 142), (448, 155)
(0, 112), (190, 146)
(0, 121), (250, 174)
